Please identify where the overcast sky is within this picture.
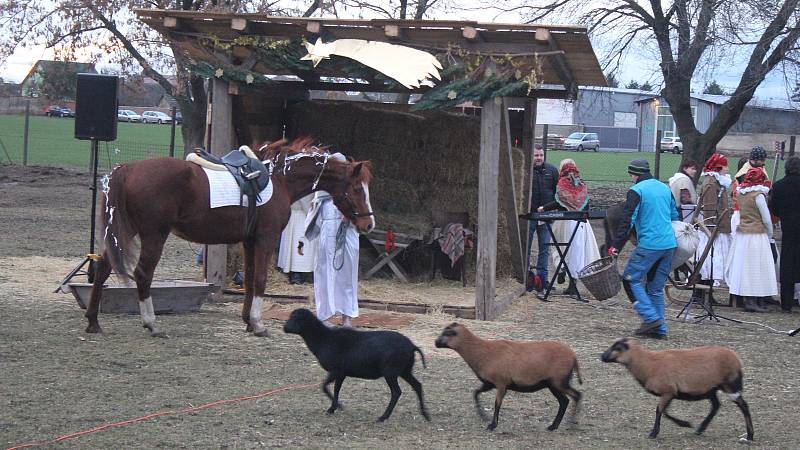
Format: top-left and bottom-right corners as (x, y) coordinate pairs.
(1, 4), (796, 100)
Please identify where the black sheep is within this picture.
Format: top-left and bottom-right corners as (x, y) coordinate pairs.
(283, 308), (430, 422)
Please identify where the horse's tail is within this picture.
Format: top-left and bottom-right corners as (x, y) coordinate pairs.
(100, 165), (137, 279)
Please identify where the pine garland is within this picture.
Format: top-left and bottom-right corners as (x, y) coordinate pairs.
(187, 35), (542, 110)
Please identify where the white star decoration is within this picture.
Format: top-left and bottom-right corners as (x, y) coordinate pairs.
(301, 37), (442, 89)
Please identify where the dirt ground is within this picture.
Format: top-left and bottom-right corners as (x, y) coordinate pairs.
(2, 164), (800, 449)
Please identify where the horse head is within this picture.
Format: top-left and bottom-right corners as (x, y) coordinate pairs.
(331, 159), (375, 234)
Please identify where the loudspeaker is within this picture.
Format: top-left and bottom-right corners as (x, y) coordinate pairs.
(75, 74), (118, 141)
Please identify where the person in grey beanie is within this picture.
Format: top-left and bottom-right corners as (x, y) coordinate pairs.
(608, 159), (678, 338)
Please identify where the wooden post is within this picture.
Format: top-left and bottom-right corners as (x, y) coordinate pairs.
(476, 98), (501, 320)
(789, 136), (796, 158)
(654, 130), (662, 180)
(169, 106), (177, 158)
(521, 98), (537, 264)
(542, 124), (549, 160)
(499, 98), (524, 283)
(205, 78), (234, 296)
(23, 100), (30, 166)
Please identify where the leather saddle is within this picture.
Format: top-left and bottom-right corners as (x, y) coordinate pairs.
(192, 147), (271, 236)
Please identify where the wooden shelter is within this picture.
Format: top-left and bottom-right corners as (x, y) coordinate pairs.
(136, 9), (607, 320)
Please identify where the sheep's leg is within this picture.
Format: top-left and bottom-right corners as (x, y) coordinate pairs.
(731, 395), (754, 441)
(401, 372), (430, 421)
(377, 376), (402, 422)
(488, 386), (506, 431)
(663, 412), (693, 428)
(546, 386), (569, 431)
(649, 395), (673, 438)
(695, 393), (720, 435)
(562, 386), (582, 424)
(321, 373), (344, 411)
(473, 382), (494, 422)
(327, 376), (346, 415)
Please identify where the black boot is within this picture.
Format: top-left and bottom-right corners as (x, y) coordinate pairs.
(743, 297), (768, 313)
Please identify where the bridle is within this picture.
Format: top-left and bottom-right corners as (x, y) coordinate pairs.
(334, 192), (374, 220)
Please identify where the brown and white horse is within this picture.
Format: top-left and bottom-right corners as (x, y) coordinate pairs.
(87, 137), (374, 337)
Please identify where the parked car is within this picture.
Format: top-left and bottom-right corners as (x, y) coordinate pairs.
(118, 109), (142, 123)
(660, 136), (683, 154)
(563, 132), (600, 152)
(45, 105), (69, 117)
(141, 111), (173, 124)
(174, 111), (182, 125)
(60, 107), (75, 118)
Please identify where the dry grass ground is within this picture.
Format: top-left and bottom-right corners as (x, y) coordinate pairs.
(2, 164), (799, 449)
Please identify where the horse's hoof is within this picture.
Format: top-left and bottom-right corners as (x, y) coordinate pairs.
(326, 408), (335, 415)
(253, 328), (269, 337)
(245, 324), (253, 332)
(85, 324), (103, 334)
(150, 330), (169, 339)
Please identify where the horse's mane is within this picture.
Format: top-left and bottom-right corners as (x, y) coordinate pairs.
(253, 137), (371, 184)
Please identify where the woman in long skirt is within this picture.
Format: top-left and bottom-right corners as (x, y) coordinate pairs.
(725, 168), (777, 312)
(539, 159), (600, 300)
(695, 153), (732, 289)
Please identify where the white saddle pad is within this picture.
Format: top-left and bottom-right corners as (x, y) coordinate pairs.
(202, 167), (273, 209)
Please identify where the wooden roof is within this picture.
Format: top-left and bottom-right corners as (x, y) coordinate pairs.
(136, 10), (607, 98)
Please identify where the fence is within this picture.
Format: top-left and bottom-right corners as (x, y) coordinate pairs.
(0, 113), (180, 171)
(583, 126), (639, 151)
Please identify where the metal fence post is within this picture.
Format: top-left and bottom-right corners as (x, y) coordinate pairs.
(169, 106), (177, 158)
(654, 130), (662, 180)
(23, 100), (30, 166)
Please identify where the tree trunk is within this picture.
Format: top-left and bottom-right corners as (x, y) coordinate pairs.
(177, 75), (208, 157)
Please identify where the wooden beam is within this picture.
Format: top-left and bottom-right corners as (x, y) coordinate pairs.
(163, 16), (178, 28)
(462, 26), (483, 42)
(535, 28), (550, 42)
(493, 285), (526, 318)
(205, 78), (235, 297)
(306, 21), (322, 34)
(499, 98), (525, 283)
(521, 98), (537, 271)
(476, 97), (501, 320)
(228, 82), (240, 95)
(231, 18), (248, 31)
(545, 34), (577, 99)
(384, 24), (402, 39)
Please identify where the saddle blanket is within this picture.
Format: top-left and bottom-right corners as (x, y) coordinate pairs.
(203, 167), (273, 209)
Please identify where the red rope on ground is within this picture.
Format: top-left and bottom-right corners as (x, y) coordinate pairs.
(5, 382), (318, 450)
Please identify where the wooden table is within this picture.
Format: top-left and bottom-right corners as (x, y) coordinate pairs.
(363, 229), (423, 283)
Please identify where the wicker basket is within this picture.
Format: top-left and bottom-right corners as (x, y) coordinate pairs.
(577, 257), (621, 301)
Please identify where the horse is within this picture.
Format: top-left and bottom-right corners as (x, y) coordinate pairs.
(86, 137), (375, 337)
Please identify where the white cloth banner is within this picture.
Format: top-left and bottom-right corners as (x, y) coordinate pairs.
(202, 167), (273, 209)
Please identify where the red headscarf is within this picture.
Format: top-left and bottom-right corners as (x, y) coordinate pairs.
(739, 167), (768, 188)
(703, 153), (728, 173)
(555, 162), (588, 211)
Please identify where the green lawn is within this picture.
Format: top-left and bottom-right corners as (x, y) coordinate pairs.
(0, 114), (183, 169)
(0, 114), (784, 183)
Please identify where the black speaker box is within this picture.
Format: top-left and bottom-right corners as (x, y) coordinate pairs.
(75, 74), (118, 141)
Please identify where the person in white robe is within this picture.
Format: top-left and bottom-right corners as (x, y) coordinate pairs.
(304, 153), (359, 327)
(695, 153), (732, 290)
(277, 193), (317, 284)
(725, 167), (777, 312)
(668, 160), (699, 222)
(538, 159), (600, 300)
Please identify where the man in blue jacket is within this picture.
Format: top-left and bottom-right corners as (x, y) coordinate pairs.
(608, 160), (678, 339)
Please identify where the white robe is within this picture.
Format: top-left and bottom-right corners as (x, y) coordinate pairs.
(550, 220), (601, 277)
(306, 192), (359, 321)
(725, 191), (778, 297)
(277, 194), (317, 273)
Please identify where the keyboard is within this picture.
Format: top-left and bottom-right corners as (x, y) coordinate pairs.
(519, 210), (607, 221)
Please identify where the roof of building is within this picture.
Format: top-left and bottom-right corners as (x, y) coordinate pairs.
(693, 93), (800, 112)
(134, 10), (607, 107)
(21, 60), (97, 86)
(579, 86), (659, 97)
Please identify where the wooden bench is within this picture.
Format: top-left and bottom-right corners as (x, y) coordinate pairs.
(363, 229), (423, 283)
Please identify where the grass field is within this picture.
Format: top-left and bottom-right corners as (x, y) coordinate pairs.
(0, 114), (183, 169)
(0, 114), (784, 182)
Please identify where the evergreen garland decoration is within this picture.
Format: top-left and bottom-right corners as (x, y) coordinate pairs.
(185, 34), (543, 110)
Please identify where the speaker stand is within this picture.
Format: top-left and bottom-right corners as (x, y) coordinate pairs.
(55, 139), (101, 293)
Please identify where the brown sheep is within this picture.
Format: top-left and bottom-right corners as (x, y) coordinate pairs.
(601, 338), (754, 441)
(434, 322), (582, 431)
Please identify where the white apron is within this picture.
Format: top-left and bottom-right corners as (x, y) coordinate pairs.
(277, 194), (317, 273)
(550, 220), (601, 276)
(306, 193), (359, 321)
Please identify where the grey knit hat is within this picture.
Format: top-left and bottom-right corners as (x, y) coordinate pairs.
(628, 159), (650, 176)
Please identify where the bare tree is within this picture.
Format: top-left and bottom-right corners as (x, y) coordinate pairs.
(489, 0), (800, 163)
(0, 1), (313, 155)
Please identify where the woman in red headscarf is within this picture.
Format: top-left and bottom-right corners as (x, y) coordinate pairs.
(725, 168), (777, 312)
(538, 159), (600, 300)
(694, 153), (732, 298)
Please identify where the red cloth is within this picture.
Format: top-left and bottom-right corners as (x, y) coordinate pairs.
(740, 167), (769, 188)
(555, 163), (588, 211)
(703, 153), (728, 172)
